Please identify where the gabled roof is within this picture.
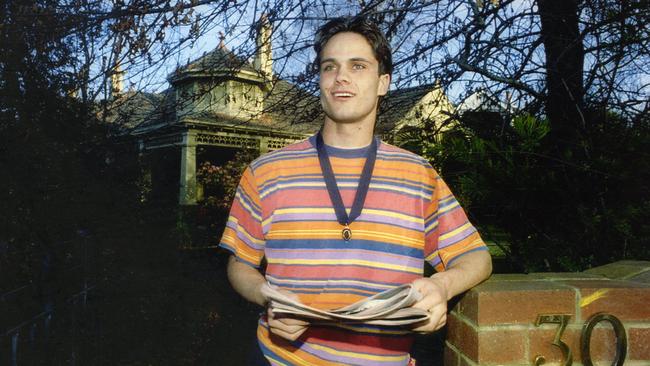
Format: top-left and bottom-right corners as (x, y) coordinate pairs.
(120, 78), (321, 137)
(261, 79), (322, 130)
(172, 78), (321, 135)
(114, 38), (322, 138)
(168, 45), (262, 85)
(456, 89), (509, 114)
(104, 90), (170, 134)
(376, 83), (444, 134)
(125, 89), (175, 135)
(114, 43), (452, 140)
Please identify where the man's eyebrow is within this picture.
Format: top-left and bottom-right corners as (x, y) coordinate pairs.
(320, 57), (373, 65)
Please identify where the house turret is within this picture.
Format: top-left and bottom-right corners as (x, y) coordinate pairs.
(253, 14), (273, 80)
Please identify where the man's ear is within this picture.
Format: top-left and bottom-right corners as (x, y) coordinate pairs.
(377, 74), (390, 96)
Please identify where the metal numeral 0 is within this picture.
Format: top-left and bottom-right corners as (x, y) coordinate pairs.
(534, 314), (573, 366)
(581, 312), (627, 366)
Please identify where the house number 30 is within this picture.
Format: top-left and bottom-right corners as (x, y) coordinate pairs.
(533, 312), (627, 366)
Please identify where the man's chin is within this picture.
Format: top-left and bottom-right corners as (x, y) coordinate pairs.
(324, 113), (368, 125)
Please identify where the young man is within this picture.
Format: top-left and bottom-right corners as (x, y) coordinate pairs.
(220, 16), (492, 365)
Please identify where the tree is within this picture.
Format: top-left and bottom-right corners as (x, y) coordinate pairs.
(0, 0), (144, 286)
(426, 109), (650, 272)
(80, 0), (646, 272)
(538, 0), (585, 150)
(2, 0), (648, 275)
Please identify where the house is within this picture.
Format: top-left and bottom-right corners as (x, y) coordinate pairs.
(107, 17), (457, 205)
(378, 82), (457, 145)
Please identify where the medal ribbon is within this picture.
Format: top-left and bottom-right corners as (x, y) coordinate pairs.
(316, 132), (378, 241)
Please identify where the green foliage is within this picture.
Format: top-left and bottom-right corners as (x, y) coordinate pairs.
(197, 150), (254, 210)
(512, 114), (550, 149)
(417, 111), (650, 272)
(0, 0), (146, 287)
(194, 150), (257, 242)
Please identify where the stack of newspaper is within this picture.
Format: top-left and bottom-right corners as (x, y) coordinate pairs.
(261, 283), (430, 326)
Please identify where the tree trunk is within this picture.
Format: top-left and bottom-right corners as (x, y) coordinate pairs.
(537, 0), (585, 150)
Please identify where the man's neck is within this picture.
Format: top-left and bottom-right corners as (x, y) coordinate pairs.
(321, 119), (375, 148)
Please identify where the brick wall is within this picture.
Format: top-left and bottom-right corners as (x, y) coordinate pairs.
(445, 261), (650, 366)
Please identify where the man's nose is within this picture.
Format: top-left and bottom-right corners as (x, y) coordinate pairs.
(335, 68), (350, 84)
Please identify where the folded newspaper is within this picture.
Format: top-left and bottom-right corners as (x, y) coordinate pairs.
(261, 283), (430, 326)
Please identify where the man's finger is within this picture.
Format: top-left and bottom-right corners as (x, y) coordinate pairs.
(277, 315), (310, 326)
(269, 311), (309, 326)
(267, 309), (309, 340)
(270, 321), (308, 334)
(269, 326), (308, 341)
(411, 306), (447, 333)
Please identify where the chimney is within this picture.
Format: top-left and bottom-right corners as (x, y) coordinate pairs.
(254, 14), (273, 80)
(110, 62), (124, 98)
(218, 31), (226, 49)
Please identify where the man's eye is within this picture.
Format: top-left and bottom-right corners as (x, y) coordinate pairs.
(322, 64), (335, 71)
(352, 64), (366, 70)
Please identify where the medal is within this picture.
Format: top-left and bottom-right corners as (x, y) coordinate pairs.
(342, 224), (352, 241)
(315, 132), (377, 242)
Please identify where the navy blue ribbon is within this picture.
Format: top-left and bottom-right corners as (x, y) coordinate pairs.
(316, 132), (378, 240)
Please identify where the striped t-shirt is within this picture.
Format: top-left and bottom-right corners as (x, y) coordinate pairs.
(220, 135), (487, 365)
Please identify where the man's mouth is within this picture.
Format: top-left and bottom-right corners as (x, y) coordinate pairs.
(332, 91), (355, 98)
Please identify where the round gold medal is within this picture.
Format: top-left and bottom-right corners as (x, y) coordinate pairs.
(342, 226), (352, 241)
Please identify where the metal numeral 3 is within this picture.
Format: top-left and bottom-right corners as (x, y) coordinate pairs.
(534, 314), (573, 366)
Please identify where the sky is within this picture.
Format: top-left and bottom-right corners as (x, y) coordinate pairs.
(102, 0), (648, 112)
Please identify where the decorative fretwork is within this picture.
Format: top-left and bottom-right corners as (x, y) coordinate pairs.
(267, 138), (294, 150)
(146, 134), (183, 149)
(196, 133), (259, 149)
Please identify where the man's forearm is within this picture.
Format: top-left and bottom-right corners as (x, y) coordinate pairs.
(432, 250), (492, 300)
(226, 255), (267, 307)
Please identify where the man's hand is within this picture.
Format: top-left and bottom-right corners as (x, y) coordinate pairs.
(267, 289), (309, 341)
(409, 250), (493, 333)
(267, 310), (309, 341)
(410, 276), (449, 333)
(226, 256), (310, 341)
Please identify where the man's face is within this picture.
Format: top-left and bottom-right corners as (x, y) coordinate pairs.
(319, 32), (390, 127)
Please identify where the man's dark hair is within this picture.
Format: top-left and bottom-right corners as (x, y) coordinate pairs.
(314, 16), (393, 77)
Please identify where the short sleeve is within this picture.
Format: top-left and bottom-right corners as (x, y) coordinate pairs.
(423, 170), (488, 272)
(218, 166), (266, 268)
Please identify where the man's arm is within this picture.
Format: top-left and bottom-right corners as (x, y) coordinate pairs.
(226, 255), (309, 340)
(226, 255), (268, 307)
(411, 250), (492, 332)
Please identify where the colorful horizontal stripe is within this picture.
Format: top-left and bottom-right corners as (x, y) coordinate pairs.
(220, 134), (487, 365)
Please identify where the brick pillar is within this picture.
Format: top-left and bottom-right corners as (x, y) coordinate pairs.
(445, 261), (650, 365)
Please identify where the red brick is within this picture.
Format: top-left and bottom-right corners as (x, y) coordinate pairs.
(444, 343), (460, 366)
(446, 313), (478, 361)
(457, 280), (576, 326)
(559, 279), (650, 321)
(629, 327), (650, 360)
(546, 326), (621, 363)
(530, 322), (632, 364)
(477, 328), (527, 364)
(454, 290), (480, 323)
(582, 326), (619, 362)
(529, 327), (581, 365)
